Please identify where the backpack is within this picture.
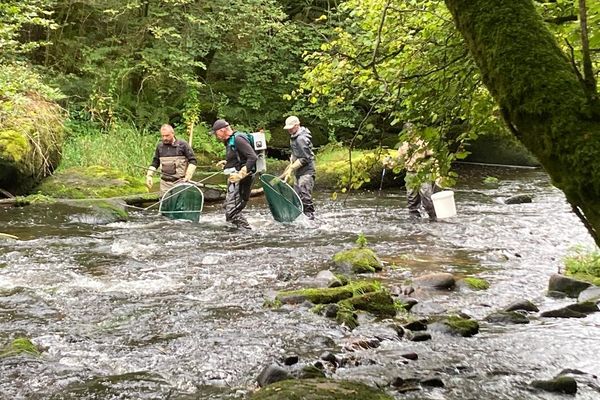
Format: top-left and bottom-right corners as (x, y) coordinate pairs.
(227, 131), (266, 152)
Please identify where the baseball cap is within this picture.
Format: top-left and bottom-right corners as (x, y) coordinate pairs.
(283, 116), (300, 130)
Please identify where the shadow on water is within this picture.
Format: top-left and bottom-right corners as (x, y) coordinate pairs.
(0, 164), (599, 399)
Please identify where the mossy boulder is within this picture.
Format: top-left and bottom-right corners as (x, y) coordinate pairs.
(276, 281), (379, 305)
(37, 165), (147, 199)
(433, 315), (480, 337)
(12, 194), (56, 206)
(462, 277), (490, 290)
(0, 337), (41, 358)
(333, 247), (383, 274)
(69, 199), (129, 223)
(0, 64), (65, 195)
(249, 378), (394, 400)
(339, 291), (397, 318)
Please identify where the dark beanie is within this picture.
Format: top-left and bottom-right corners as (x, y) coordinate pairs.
(211, 119), (229, 133)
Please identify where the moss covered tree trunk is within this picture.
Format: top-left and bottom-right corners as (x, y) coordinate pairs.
(445, 0), (600, 245)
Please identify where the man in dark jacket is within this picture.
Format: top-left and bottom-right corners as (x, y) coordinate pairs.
(146, 124), (197, 194)
(280, 115), (316, 220)
(212, 119), (258, 229)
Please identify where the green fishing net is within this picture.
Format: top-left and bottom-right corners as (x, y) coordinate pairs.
(259, 173), (303, 223)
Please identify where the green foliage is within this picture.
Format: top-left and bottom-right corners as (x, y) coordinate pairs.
(0, 1), (58, 63)
(315, 143), (395, 190)
(564, 247), (600, 282)
(356, 233), (368, 248)
(12, 0), (324, 133)
(0, 337), (41, 358)
(297, 0), (500, 189)
(535, 0), (600, 90)
(483, 176), (499, 185)
(263, 298), (283, 309)
(60, 121), (158, 177)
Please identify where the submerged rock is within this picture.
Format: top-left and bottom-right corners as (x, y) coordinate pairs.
(504, 299), (539, 312)
(429, 315), (480, 337)
(540, 307), (587, 318)
(578, 286), (600, 303)
(249, 378), (394, 400)
(484, 311), (529, 324)
(531, 376), (577, 394)
(504, 194), (533, 204)
(413, 272), (456, 290)
(256, 364), (291, 387)
(548, 274), (591, 298)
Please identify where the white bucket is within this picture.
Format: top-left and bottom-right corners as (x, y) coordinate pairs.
(431, 190), (456, 218)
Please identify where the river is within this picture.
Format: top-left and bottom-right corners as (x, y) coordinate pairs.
(0, 164), (598, 399)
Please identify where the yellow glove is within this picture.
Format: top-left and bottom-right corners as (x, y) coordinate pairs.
(216, 160), (226, 169)
(279, 159), (302, 181)
(183, 164), (196, 182)
(146, 166), (156, 189)
(228, 166), (248, 183)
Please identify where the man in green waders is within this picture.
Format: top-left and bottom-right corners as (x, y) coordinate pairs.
(146, 124), (197, 195)
(212, 119), (258, 230)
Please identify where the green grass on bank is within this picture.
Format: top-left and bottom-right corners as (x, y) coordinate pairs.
(60, 121), (225, 177)
(564, 247), (600, 286)
(60, 122), (159, 177)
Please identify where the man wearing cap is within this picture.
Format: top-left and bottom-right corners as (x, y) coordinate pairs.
(280, 115), (316, 220)
(146, 124), (197, 195)
(212, 119), (258, 229)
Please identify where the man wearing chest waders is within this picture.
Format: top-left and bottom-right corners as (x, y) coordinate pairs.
(146, 124), (197, 195)
(212, 119), (258, 230)
(280, 115), (316, 220)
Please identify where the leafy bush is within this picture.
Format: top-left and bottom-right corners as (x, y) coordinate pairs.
(564, 247), (600, 284)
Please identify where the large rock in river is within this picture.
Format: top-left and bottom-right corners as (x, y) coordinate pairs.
(249, 378), (394, 400)
(0, 66), (65, 195)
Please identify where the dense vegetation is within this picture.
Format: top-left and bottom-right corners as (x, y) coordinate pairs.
(1, 0), (599, 240)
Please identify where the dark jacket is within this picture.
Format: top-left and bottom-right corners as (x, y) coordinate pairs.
(224, 132), (258, 172)
(151, 139), (196, 181)
(290, 127), (315, 176)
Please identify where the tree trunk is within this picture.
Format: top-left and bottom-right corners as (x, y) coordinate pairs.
(579, 0), (597, 100)
(444, 0), (600, 245)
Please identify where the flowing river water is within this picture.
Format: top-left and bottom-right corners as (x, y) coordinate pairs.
(1, 165), (599, 399)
